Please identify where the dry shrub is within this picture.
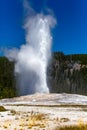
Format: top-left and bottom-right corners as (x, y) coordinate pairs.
(10, 110), (17, 115)
(55, 124), (87, 130)
(0, 106), (7, 112)
(18, 112), (47, 129)
(10, 110), (20, 116)
(60, 118), (69, 122)
(30, 112), (46, 121)
(27, 112), (46, 128)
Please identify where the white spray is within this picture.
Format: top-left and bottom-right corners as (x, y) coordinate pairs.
(5, 2), (56, 95)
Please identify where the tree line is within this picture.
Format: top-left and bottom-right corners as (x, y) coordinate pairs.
(0, 57), (16, 99)
(48, 52), (87, 95)
(0, 52), (87, 99)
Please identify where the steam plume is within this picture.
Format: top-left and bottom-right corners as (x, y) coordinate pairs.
(5, 1), (56, 95)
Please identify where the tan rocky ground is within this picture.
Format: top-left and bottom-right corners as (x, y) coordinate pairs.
(0, 93), (87, 130)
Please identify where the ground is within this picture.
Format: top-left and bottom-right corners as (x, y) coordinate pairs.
(0, 93), (87, 129)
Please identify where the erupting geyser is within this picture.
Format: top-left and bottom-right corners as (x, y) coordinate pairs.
(15, 14), (56, 95)
(5, 2), (56, 95)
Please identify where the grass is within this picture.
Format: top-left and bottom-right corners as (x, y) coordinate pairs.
(29, 111), (46, 121)
(27, 112), (46, 128)
(55, 117), (87, 130)
(18, 111), (47, 129)
(82, 108), (87, 112)
(10, 110), (20, 116)
(0, 106), (7, 112)
(10, 110), (17, 115)
(55, 124), (87, 130)
(60, 118), (70, 122)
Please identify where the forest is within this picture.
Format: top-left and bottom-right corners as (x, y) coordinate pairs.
(0, 52), (87, 99)
(48, 52), (87, 95)
(0, 57), (16, 99)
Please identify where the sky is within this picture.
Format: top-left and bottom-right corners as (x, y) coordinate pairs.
(0, 0), (87, 55)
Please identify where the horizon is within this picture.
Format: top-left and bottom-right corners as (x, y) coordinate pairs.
(1, 50), (87, 57)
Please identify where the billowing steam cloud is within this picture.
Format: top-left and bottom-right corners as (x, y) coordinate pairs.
(5, 1), (56, 95)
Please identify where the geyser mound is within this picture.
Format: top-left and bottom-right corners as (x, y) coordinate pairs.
(5, 3), (56, 95)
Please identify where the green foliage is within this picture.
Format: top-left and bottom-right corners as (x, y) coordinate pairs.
(53, 52), (66, 61)
(66, 54), (87, 64)
(0, 57), (16, 99)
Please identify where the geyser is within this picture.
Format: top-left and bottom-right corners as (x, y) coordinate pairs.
(15, 14), (56, 95)
(5, 2), (56, 95)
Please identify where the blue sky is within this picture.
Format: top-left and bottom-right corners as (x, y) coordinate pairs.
(0, 0), (87, 55)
